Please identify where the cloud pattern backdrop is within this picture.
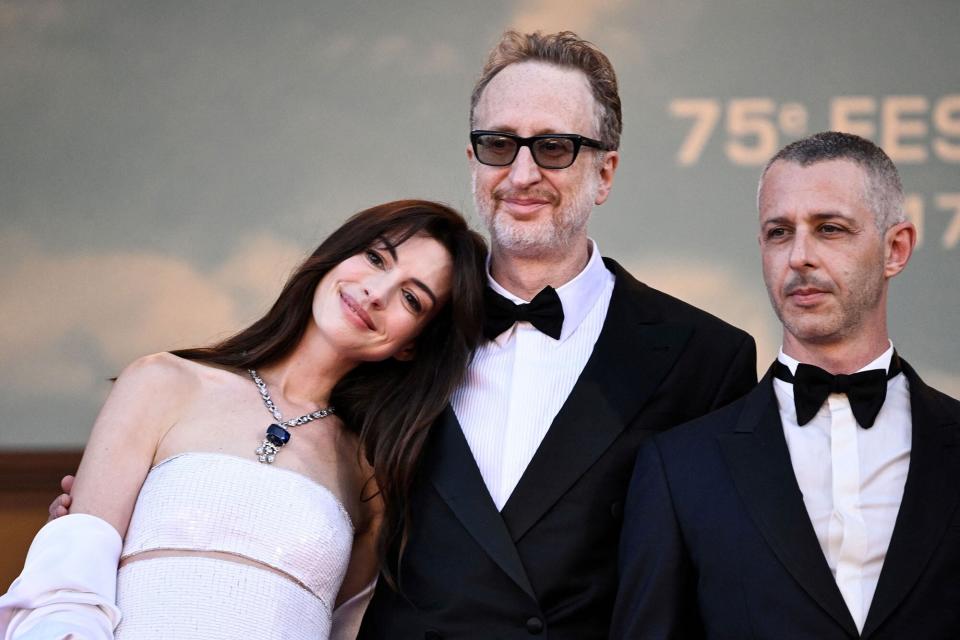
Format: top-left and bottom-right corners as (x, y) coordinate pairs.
(1, 0), (957, 446)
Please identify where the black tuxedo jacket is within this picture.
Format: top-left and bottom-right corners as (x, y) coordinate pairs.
(612, 360), (960, 639)
(358, 258), (757, 639)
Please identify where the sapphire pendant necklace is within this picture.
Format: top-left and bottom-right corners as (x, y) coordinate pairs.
(248, 369), (334, 464)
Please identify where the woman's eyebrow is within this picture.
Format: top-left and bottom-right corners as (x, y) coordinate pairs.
(376, 235), (398, 261)
(410, 279), (438, 306)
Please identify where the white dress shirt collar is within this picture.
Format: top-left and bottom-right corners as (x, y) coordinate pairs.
(777, 341), (895, 376)
(487, 239), (608, 344)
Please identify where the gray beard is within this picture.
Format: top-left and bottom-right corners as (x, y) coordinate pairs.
(471, 175), (597, 258)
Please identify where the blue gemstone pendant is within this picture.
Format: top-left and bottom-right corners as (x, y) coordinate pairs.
(256, 423), (291, 464)
(248, 369), (334, 465)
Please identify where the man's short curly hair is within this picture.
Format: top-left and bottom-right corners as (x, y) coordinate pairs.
(470, 30), (622, 151)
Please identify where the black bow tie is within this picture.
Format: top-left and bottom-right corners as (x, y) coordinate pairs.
(773, 354), (902, 429)
(483, 286), (564, 340)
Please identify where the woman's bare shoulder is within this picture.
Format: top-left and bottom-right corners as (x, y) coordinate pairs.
(101, 353), (234, 435)
(119, 351), (194, 383)
(117, 352), (238, 394)
(70, 353), (219, 533)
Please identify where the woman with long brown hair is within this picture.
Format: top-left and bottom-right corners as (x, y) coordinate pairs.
(0, 200), (487, 640)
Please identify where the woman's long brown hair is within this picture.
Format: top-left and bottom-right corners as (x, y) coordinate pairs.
(171, 200), (487, 587)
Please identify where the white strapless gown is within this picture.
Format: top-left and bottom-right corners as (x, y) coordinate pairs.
(114, 452), (354, 640)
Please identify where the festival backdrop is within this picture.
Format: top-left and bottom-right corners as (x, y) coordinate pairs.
(1, 0), (957, 447)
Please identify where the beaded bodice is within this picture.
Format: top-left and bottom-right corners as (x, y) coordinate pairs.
(121, 452), (354, 602)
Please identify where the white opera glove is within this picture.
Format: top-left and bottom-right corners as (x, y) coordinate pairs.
(0, 513), (123, 640)
(329, 578), (376, 640)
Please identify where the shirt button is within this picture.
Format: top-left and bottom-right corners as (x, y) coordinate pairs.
(526, 616), (544, 634)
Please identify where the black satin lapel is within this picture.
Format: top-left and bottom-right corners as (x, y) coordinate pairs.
(861, 363), (960, 638)
(427, 406), (536, 599)
(719, 376), (860, 637)
(501, 270), (692, 541)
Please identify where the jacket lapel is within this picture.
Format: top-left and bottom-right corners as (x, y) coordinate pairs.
(426, 405), (537, 599)
(500, 259), (692, 541)
(861, 361), (960, 638)
(719, 370), (860, 637)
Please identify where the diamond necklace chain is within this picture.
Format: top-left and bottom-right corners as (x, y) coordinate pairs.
(248, 369), (335, 426)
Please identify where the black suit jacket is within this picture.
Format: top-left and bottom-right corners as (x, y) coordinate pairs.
(612, 360), (960, 639)
(358, 258), (757, 639)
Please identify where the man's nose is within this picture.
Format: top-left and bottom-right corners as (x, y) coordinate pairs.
(788, 231), (817, 270)
(507, 146), (543, 188)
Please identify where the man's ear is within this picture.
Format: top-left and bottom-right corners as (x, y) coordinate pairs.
(394, 342), (416, 362)
(594, 150), (619, 205)
(883, 220), (916, 279)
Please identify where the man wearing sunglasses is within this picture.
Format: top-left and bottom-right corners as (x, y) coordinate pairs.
(357, 31), (758, 639)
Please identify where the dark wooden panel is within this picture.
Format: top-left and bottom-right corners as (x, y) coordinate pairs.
(0, 450), (83, 589)
(0, 450), (83, 491)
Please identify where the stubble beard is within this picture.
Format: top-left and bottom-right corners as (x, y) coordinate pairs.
(472, 172), (597, 258)
(766, 248), (887, 345)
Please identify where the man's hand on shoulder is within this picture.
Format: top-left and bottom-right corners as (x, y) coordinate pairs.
(47, 474), (75, 522)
